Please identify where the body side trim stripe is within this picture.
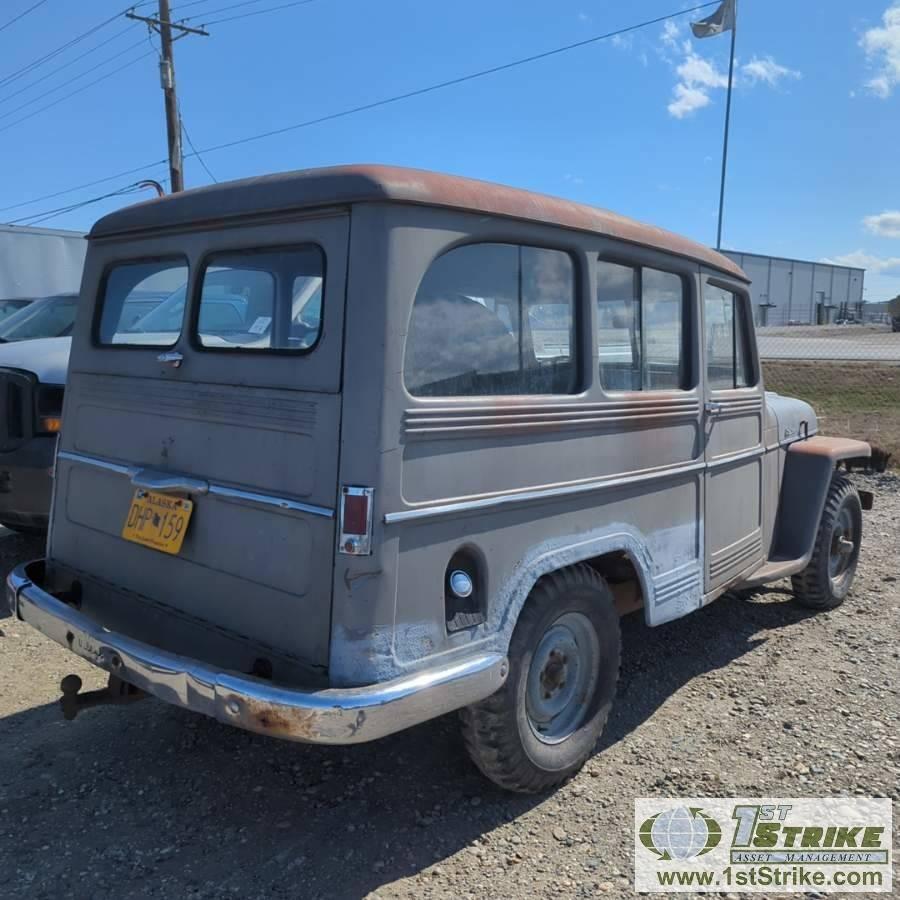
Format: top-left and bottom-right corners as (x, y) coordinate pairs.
(384, 460), (706, 524)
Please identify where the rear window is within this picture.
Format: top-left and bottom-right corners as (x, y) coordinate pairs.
(195, 246), (324, 352)
(98, 259), (189, 346)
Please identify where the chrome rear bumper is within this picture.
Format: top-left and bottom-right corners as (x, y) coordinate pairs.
(6, 560), (508, 744)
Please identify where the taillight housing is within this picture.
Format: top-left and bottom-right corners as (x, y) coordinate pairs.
(339, 486), (374, 556)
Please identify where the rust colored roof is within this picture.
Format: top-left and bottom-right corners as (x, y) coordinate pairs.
(91, 164), (747, 280)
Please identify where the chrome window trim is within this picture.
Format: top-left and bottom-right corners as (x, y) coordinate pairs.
(56, 450), (334, 519)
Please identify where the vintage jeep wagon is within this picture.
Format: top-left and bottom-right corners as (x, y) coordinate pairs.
(7, 166), (870, 792)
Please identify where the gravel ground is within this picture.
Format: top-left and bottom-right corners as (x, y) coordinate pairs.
(1, 474), (898, 899)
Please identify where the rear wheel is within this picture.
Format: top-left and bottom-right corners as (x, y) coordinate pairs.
(460, 564), (620, 793)
(791, 473), (862, 610)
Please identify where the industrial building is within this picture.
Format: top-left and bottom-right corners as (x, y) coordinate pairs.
(722, 250), (865, 327)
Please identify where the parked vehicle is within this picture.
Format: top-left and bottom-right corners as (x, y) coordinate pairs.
(0, 293), (79, 342)
(0, 337), (68, 533)
(0, 298), (35, 322)
(888, 295), (900, 332)
(5, 166), (871, 792)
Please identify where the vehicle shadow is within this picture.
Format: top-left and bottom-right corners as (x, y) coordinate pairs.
(0, 588), (814, 898)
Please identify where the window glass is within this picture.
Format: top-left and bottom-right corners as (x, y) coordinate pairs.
(705, 284), (754, 389)
(404, 243), (576, 397)
(98, 259), (188, 346)
(196, 246), (324, 351)
(734, 296), (752, 387)
(596, 261), (640, 391)
(596, 261), (686, 391)
(0, 295), (79, 341)
(643, 268), (684, 391)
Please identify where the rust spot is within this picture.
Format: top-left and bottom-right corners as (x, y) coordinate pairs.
(235, 695), (324, 741)
(789, 436), (871, 461)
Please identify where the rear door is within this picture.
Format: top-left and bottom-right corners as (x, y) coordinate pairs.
(701, 272), (766, 592)
(50, 212), (349, 671)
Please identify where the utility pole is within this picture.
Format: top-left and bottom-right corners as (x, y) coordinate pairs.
(126, 3), (208, 193)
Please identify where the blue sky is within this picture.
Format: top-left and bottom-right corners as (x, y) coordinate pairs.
(1, 0), (898, 301)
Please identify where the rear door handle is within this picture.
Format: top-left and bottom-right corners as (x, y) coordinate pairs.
(130, 469), (209, 495)
(157, 351), (183, 368)
(705, 401), (723, 416)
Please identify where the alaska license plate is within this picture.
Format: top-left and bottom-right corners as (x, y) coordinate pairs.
(121, 490), (193, 555)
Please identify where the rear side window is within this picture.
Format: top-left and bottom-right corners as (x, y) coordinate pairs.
(596, 260), (688, 391)
(404, 243), (577, 397)
(98, 258), (188, 346)
(705, 284), (755, 389)
(195, 246), (324, 352)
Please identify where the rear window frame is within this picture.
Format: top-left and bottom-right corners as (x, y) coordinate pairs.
(187, 242), (328, 357)
(92, 254), (190, 349)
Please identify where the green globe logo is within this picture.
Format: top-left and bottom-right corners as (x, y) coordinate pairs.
(640, 807), (722, 861)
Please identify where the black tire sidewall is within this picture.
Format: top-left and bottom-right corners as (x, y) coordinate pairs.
(509, 576), (620, 775)
(816, 487), (863, 603)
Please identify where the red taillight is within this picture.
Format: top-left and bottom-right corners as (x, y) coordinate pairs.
(342, 494), (368, 535)
(339, 486), (374, 556)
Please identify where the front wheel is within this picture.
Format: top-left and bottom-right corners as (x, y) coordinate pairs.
(791, 473), (862, 610)
(460, 564), (621, 793)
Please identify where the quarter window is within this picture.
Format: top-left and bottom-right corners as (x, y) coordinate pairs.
(404, 243), (577, 397)
(97, 258), (189, 346)
(704, 284), (754, 389)
(195, 246), (324, 351)
(596, 260), (687, 391)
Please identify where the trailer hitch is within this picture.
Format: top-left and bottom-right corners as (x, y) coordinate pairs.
(59, 673), (147, 721)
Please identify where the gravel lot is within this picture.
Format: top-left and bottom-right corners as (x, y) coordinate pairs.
(1, 474), (898, 899)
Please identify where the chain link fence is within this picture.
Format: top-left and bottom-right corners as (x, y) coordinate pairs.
(758, 322), (900, 470)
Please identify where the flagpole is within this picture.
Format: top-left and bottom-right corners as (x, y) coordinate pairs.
(716, 3), (737, 251)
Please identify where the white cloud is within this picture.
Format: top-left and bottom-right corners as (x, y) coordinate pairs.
(662, 34), (800, 119)
(741, 55), (801, 86)
(864, 210), (900, 238)
(668, 83), (713, 118)
(611, 33), (634, 51)
(661, 20), (680, 50)
(822, 250), (900, 275)
(860, 3), (900, 97)
(677, 52), (729, 89)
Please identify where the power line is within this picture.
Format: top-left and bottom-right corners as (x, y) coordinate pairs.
(191, 1), (719, 156)
(180, 0), (276, 21)
(0, 11), (123, 90)
(9, 181), (156, 227)
(0, 51), (155, 134)
(180, 108), (217, 182)
(0, 37), (148, 121)
(0, 160), (169, 215)
(3, 2), (718, 215)
(199, 0), (322, 26)
(0, 25), (138, 107)
(0, 0), (51, 36)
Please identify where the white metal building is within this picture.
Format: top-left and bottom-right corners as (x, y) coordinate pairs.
(0, 224), (87, 300)
(721, 250), (865, 327)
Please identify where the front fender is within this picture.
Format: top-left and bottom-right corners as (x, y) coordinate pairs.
(770, 436), (870, 564)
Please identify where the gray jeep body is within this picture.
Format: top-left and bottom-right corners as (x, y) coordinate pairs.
(6, 165), (869, 745)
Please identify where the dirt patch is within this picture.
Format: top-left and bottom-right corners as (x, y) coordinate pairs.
(764, 360), (900, 466)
